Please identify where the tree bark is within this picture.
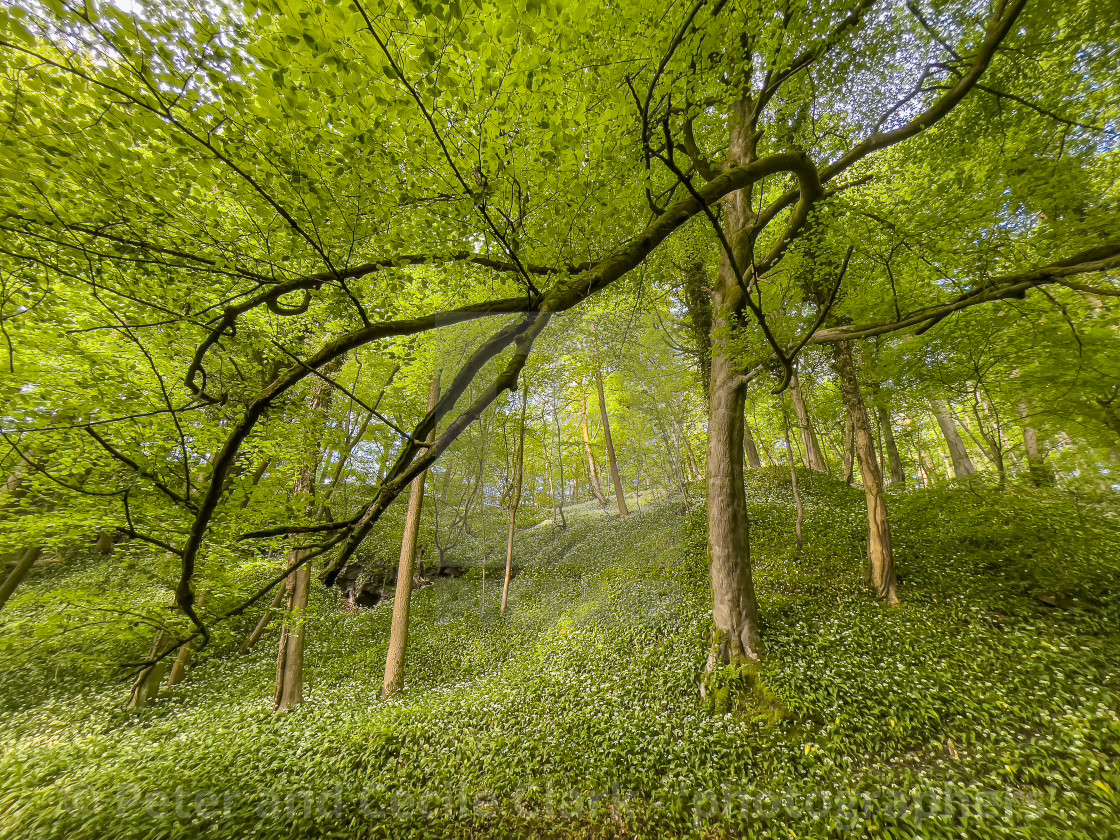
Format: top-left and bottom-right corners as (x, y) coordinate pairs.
(703, 97), (766, 685)
(878, 405), (906, 486)
(930, 399), (977, 478)
(274, 361), (341, 713)
(789, 373), (828, 473)
(551, 405), (567, 528)
(1016, 403), (1052, 486)
(274, 549), (311, 712)
(842, 417), (855, 485)
(166, 589), (209, 687)
(580, 395), (609, 506)
(744, 418), (762, 469)
(241, 584), (284, 654)
(781, 406), (804, 557)
(381, 372), (441, 700)
(705, 333), (764, 677)
(501, 383), (528, 616)
(833, 341), (899, 604)
(0, 546), (42, 612)
(128, 599), (176, 709)
(595, 365), (629, 517)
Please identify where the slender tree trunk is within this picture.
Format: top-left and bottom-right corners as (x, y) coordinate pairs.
(166, 589), (209, 687)
(274, 549), (311, 712)
(878, 406), (906, 486)
(274, 361), (341, 713)
(381, 373), (441, 700)
(580, 395), (609, 506)
(541, 408), (561, 526)
(744, 417), (762, 469)
(241, 584), (285, 654)
(789, 373), (828, 473)
(833, 341), (898, 604)
(678, 419), (702, 481)
(0, 546), (41, 612)
(553, 406), (567, 528)
(781, 405), (804, 557)
(129, 599), (176, 709)
(501, 383), (528, 616)
(930, 399), (977, 478)
(1018, 403), (1053, 486)
(595, 366), (629, 517)
(842, 417), (855, 485)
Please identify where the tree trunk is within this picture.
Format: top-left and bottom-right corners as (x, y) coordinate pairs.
(128, 600), (176, 709)
(580, 395), (609, 506)
(842, 417), (855, 485)
(273, 361), (341, 713)
(381, 372), (441, 700)
(501, 383), (528, 616)
(878, 406), (906, 486)
(781, 406), (804, 557)
(744, 418), (762, 469)
(0, 546), (42, 612)
(274, 550), (311, 712)
(789, 373), (828, 473)
(241, 584), (284, 654)
(1018, 403), (1053, 486)
(595, 366), (629, 517)
(703, 94), (767, 688)
(929, 399), (977, 478)
(166, 589), (209, 687)
(704, 336), (764, 678)
(552, 406), (567, 528)
(833, 341), (898, 604)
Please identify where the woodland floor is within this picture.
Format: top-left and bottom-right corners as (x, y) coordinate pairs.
(2, 472), (1119, 839)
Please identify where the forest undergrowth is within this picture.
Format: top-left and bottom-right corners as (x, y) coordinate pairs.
(2, 472), (1119, 839)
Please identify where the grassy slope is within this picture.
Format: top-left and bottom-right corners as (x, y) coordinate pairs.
(1, 473), (1119, 839)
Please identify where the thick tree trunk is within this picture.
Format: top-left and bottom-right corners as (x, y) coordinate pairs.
(705, 341), (765, 677)
(789, 373), (828, 473)
(382, 373), (441, 700)
(595, 366), (629, 517)
(166, 589), (209, 687)
(1018, 403), (1053, 486)
(930, 399), (977, 478)
(0, 546), (41, 612)
(580, 396), (609, 506)
(501, 383), (528, 616)
(744, 418), (762, 469)
(833, 341), (898, 604)
(878, 406), (906, 486)
(703, 94), (765, 687)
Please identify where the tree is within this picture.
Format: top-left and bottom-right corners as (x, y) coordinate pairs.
(1, 0), (1117, 688)
(382, 372), (441, 700)
(500, 383), (528, 616)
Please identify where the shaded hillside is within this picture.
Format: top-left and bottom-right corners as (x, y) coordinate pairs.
(2, 475), (1119, 839)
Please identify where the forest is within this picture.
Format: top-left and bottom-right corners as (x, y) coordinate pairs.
(0, 0), (1119, 837)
